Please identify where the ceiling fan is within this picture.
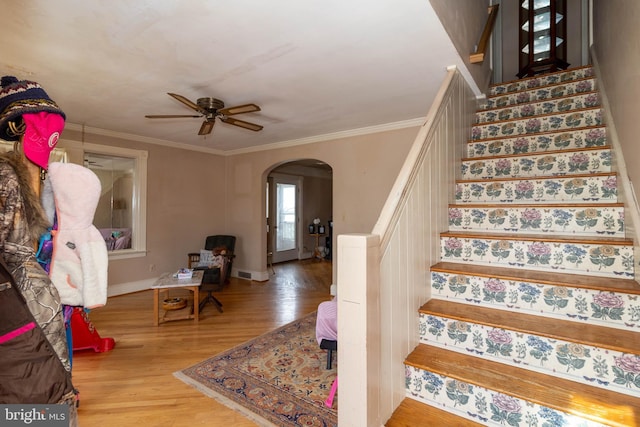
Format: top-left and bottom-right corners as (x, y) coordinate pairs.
(145, 93), (263, 135)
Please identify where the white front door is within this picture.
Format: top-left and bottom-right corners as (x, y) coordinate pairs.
(272, 175), (301, 263)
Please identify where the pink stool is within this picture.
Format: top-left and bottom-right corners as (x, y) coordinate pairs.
(325, 376), (338, 408)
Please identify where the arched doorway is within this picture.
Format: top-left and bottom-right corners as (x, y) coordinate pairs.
(265, 159), (333, 267)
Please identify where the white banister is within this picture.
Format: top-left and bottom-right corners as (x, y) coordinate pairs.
(337, 66), (476, 426)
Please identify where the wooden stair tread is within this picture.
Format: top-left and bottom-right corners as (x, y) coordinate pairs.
(431, 261), (640, 294)
(385, 398), (483, 427)
(421, 299), (640, 354)
(462, 145), (610, 162)
(406, 345), (640, 427)
(458, 171), (614, 184)
(441, 230), (633, 245)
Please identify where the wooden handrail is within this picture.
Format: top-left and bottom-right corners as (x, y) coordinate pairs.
(470, 4), (499, 64)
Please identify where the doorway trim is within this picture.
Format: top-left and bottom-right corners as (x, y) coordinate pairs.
(270, 173), (304, 263)
(263, 158), (333, 278)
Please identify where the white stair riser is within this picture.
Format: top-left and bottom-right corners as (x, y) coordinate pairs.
(489, 68), (595, 96)
(448, 205), (624, 236)
(420, 311), (640, 398)
(467, 127), (607, 158)
(431, 271), (640, 331)
(483, 78), (596, 110)
(456, 175), (618, 204)
(440, 236), (634, 278)
(472, 109), (602, 141)
(461, 149), (611, 180)
(477, 92), (599, 124)
(405, 365), (607, 427)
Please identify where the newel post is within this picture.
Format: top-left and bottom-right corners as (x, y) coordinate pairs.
(337, 233), (381, 426)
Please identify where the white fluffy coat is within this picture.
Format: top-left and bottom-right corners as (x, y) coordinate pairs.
(48, 162), (108, 308)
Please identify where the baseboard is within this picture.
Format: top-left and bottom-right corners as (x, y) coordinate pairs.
(233, 267), (268, 282)
(108, 269), (271, 297)
(108, 277), (156, 297)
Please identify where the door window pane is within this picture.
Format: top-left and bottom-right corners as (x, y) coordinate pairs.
(276, 183), (296, 252)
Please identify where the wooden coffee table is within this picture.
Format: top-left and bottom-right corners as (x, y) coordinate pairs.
(151, 270), (203, 326)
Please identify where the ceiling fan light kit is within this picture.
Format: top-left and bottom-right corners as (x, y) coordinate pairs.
(145, 93), (263, 135)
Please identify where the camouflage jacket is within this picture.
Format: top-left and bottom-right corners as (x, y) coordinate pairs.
(0, 154), (70, 372)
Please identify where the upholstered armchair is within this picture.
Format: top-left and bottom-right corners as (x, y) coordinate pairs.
(187, 235), (236, 313)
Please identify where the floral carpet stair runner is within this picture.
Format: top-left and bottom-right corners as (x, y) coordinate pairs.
(401, 66), (640, 426)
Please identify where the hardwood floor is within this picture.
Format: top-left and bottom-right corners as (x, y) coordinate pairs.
(72, 259), (332, 427)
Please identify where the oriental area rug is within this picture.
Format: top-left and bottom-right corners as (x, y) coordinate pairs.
(174, 312), (337, 427)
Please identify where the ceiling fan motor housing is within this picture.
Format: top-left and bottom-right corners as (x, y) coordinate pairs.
(197, 97), (225, 112)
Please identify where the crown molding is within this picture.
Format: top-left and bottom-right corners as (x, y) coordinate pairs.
(224, 118), (424, 155)
(63, 123), (226, 155)
(64, 118), (424, 157)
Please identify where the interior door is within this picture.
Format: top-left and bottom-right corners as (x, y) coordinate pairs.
(272, 175), (301, 263)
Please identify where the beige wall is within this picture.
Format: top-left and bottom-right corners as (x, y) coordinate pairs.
(59, 125), (416, 289)
(429, 0), (493, 91)
(592, 1), (640, 210)
(225, 127), (418, 283)
(59, 129), (227, 286)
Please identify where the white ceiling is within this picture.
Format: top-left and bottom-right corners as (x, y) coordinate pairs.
(2, 1), (466, 154)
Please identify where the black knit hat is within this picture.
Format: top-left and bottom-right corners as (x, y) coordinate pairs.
(0, 76), (66, 141)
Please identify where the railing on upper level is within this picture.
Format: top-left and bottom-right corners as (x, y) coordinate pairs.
(470, 4), (499, 64)
(336, 67), (477, 426)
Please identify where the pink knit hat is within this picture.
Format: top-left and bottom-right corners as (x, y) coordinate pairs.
(21, 111), (65, 170)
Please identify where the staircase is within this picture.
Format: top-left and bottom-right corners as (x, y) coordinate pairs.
(386, 66), (640, 426)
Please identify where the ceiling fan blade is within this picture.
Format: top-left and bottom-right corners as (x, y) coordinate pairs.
(221, 116), (263, 131)
(198, 120), (215, 135)
(219, 103), (261, 116)
(167, 93), (203, 113)
(145, 114), (202, 118)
